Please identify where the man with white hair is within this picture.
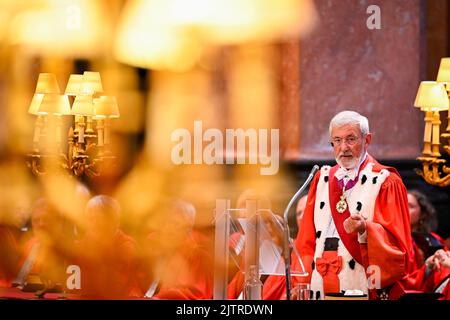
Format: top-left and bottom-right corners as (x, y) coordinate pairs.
(263, 110), (412, 300)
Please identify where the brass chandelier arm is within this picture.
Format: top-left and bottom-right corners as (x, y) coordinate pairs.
(417, 157), (450, 187)
(427, 173), (450, 187)
(28, 150), (115, 178)
(27, 153), (71, 176)
(442, 132), (450, 156)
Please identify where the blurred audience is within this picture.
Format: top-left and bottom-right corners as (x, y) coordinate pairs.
(397, 249), (450, 300)
(0, 201), (34, 287)
(140, 198), (213, 299)
(0, 220), (20, 287)
(407, 190), (447, 269)
(391, 190), (449, 299)
(13, 198), (69, 291)
(424, 249), (450, 299)
(71, 195), (142, 299)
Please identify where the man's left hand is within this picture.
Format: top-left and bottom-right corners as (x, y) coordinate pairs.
(343, 213), (366, 234)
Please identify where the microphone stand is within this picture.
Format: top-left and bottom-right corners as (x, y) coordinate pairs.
(282, 165), (319, 300)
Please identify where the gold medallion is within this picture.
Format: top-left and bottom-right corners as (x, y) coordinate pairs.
(336, 195), (347, 213)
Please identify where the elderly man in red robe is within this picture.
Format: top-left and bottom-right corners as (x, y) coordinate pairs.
(263, 110), (413, 300)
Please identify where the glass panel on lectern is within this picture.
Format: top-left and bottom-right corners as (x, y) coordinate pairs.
(225, 207), (308, 276)
(213, 200), (308, 300)
(228, 209), (247, 273)
(240, 209), (308, 277)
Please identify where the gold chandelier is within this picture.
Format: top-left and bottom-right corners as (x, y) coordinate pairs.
(414, 58), (450, 187)
(27, 72), (120, 177)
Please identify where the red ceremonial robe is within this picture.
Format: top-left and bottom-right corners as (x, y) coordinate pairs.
(394, 264), (450, 300)
(152, 236), (214, 300)
(72, 229), (142, 299)
(0, 225), (20, 287)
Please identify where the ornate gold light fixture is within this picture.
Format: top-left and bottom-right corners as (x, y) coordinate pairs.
(414, 58), (450, 187)
(27, 72), (120, 177)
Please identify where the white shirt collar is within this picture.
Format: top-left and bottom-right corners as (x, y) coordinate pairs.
(335, 152), (368, 181)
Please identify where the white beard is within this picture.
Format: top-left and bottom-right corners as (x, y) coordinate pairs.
(336, 156), (359, 170)
(335, 150), (367, 171)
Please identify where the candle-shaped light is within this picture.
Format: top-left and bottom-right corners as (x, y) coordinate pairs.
(414, 81), (449, 157)
(431, 112), (442, 157)
(32, 116), (44, 145)
(92, 98), (103, 147)
(68, 126), (74, 167)
(422, 111), (433, 156)
(93, 96), (120, 146)
(36, 93), (71, 154)
(28, 93), (44, 149)
(96, 119), (104, 147)
(71, 95), (95, 144)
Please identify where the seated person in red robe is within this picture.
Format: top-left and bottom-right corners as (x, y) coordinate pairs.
(396, 249), (450, 300)
(0, 223), (20, 287)
(0, 202), (30, 288)
(407, 190), (447, 270)
(13, 198), (69, 292)
(425, 250), (450, 299)
(70, 195), (142, 299)
(140, 199), (213, 300)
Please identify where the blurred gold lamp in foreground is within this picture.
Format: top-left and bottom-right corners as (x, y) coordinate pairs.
(114, 0), (317, 71)
(414, 63), (450, 186)
(27, 72), (120, 177)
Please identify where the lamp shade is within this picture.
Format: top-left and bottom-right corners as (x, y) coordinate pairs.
(38, 94), (71, 115)
(80, 71), (103, 94)
(437, 58), (450, 84)
(65, 74), (83, 95)
(414, 81), (449, 112)
(28, 93), (44, 115)
(94, 96), (120, 118)
(71, 95), (95, 116)
(35, 73), (60, 94)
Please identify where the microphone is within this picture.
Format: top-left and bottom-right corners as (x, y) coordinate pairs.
(282, 164), (319, 300)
